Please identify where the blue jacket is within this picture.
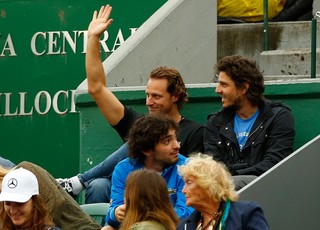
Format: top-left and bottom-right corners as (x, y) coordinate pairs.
(106, 154), (194, 228)
(177, 201), (269, 230)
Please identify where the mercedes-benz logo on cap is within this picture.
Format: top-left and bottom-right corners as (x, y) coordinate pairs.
(7, 178), (18, 189)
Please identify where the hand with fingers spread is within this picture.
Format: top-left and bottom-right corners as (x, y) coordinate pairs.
(88, 4), (113, 38)
(86, 4), (126, 129)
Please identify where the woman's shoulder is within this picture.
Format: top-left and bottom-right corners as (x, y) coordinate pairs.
(232, 200), (262, 209)
(130, 220), (167, 230)
(228, 201), (269, 229)
(229, 201), (267, 221)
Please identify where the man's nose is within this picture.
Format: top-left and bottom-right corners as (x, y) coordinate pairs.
(174, 140), (181, 149)
(215, 85), (221, 94)
(146, 97), (153, 105)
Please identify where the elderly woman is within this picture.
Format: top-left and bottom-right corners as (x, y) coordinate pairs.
(177, 153), (269, 230)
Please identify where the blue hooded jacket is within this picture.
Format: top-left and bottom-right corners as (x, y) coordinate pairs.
(106, 154), (194, 228)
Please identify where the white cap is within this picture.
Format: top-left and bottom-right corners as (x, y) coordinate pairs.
(0, 168), (39, 203)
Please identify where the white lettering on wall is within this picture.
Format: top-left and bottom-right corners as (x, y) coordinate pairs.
(2, 28), (138, 56)
(112, 29), (125, 52)
(69, 90), (77, 113)
(34, 91), (51, 114)
(61, 31), (77, 54)
(29, 29), (137, 56)
(52, 90), (68, 114)
(4, 93), (18, 116)
(79, 30), (88, 54)
(19, 92), (33, 115)
(30, 32), (46, 55)
(0, 90), (77, 116)
(100, 31), (111, 53)
(47, 31), (61, 55)
(0, 34), (17, 57)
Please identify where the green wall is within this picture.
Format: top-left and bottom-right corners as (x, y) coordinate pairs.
(76, 81), (320, 173)
(0, 0), (166, 177)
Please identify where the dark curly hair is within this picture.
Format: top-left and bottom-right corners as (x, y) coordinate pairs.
(128, 115), (179, 161)
(149, 66), (188, 110)
(216, 55), (265, 106)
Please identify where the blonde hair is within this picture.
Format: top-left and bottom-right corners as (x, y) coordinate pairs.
(178, 153), (239, 202)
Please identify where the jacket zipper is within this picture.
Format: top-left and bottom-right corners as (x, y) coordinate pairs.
(248, 122), (263, 140)
(241, 122), (263, 151)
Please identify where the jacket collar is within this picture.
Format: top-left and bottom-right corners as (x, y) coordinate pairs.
(216, 99), (275, 125)
(184, 210), (201, 229)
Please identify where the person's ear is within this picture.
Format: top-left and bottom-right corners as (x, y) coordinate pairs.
(142, 149), (152, 157)
(242, 82), (250, 94)
(172, 94), (180, 103)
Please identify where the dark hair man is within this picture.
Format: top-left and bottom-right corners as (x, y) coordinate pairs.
(204, 55), (295, 190)
(103, 115), (194, 229)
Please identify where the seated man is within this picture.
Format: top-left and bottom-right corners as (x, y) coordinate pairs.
(204, 55), (295, 190)
(103, 115), (194, 229)
(57, 4), (203, 203)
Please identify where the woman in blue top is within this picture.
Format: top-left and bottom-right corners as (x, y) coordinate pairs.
(177, 153), (269, 230)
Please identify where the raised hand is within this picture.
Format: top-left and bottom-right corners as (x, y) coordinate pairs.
(88, 5), (113, 38)
(86, 4), (125, 127)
